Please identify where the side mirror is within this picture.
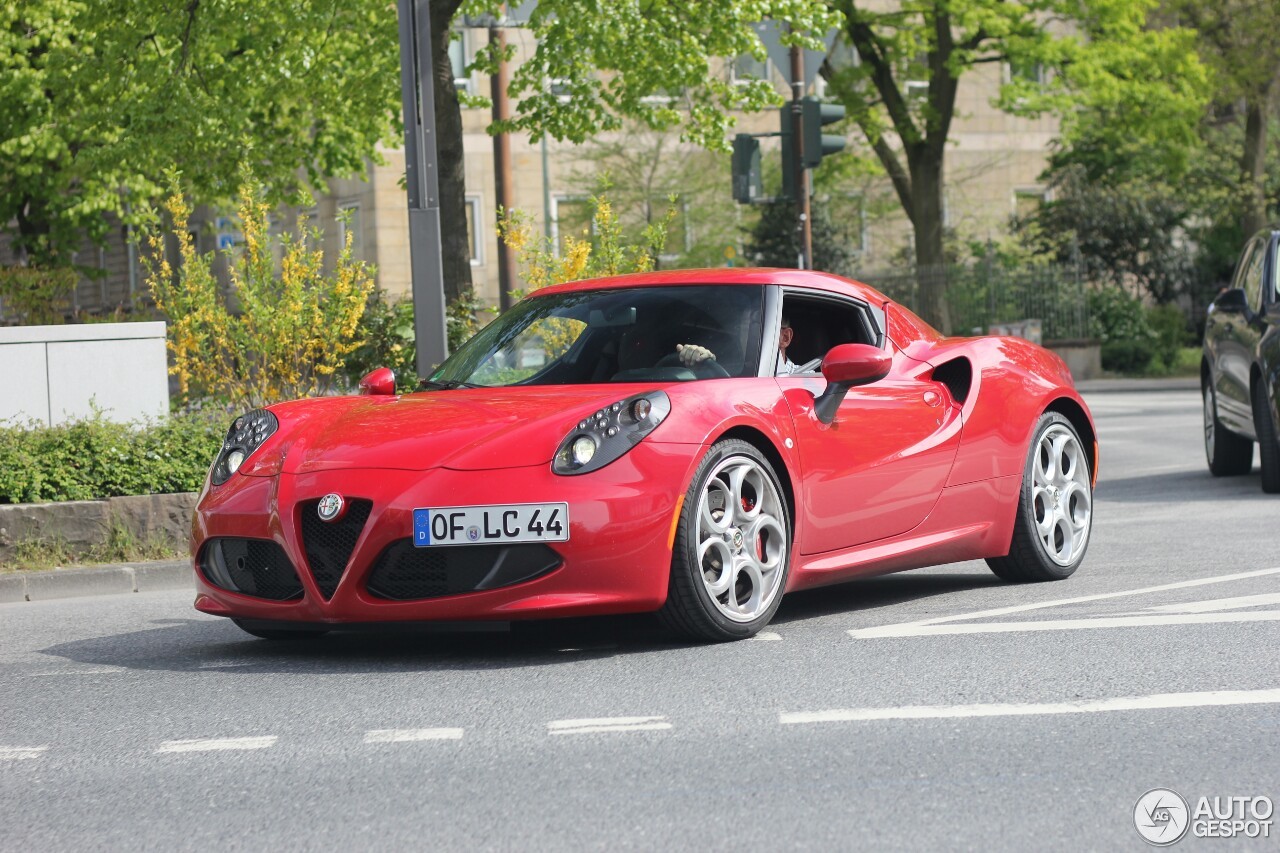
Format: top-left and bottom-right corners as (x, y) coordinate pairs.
(359, 367), (397, 396)
(814, 344), (891, 424)
(1214, 288), (1248, 313)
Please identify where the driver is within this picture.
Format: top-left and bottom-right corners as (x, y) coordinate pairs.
(676, 315), (804, 376)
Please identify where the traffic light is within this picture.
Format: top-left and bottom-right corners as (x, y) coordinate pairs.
(780, 97), (847, 199)
(731, 134), (762, 204)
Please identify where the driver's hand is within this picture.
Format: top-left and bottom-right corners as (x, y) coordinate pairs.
(676, 344), (715, 367)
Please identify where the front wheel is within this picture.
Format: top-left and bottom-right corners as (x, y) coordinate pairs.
(1205, 382), (1252, 476)
(987, 413), (1093, 583)
(1253, 382), (1280, 493)
(658, 440), (791, 641)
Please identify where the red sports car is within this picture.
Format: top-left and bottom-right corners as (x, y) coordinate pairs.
(192, 269), (1098, 641)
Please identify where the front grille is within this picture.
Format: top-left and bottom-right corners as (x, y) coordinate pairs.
(200, 538), (303, 601)
(366, 541), (562, 601)
(299, 498), (373, 599)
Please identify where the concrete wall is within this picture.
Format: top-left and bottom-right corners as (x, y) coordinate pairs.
(0, 322), (169, 425)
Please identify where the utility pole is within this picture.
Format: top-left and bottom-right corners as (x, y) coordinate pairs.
(397, 0), (450, 378)
(789, 33), (812, 271)
(490, 21), (517, 312)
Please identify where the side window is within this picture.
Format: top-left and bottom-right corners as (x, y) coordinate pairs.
(1243, 241), (1266, 311)
(778, 295), (879, 375)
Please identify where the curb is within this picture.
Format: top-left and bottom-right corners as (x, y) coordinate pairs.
(1076, 377), (1199, 393)
(0, 559), (192, 604)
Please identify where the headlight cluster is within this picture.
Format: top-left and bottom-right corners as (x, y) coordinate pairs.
(553, 391), (671, 475)
(210, 409), (279, 486)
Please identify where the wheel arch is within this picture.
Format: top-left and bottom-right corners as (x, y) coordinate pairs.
(1045, 396), (1098, 487)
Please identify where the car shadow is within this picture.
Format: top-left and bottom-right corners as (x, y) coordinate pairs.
(1096, 467), (1269, 503)
(39, 571), (1006, 674)
(771, 570), (1001, 625)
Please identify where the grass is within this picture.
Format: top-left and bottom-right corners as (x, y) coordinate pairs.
(0, 523), (185, 573)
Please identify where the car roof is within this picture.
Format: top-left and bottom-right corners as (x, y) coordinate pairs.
(533, 268), (891, 307)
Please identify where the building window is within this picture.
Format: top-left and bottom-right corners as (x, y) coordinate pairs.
(550, 195), (593, 253)
(337, 203), (362, 259)
(450, 30), (471, 94)
(815, 38), (859, 99)
(1013, 188), (1049, 220)
(1006, 58), (1045, 86)
(465, 196), (483, 266)
(731, 53), (770, 86)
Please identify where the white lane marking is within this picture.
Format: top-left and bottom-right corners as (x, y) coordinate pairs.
(24, 668), (126, 677)
(780, 688), (1280, 725)
(750, 631), (782, 642)
(198, 661), (253, 669)
(547, 716), (672, 735)
(850, 566), (1280, 639)
(156, 736), (277, 754)
(364, 728), (464, 743)
(1144, 593), (1280, 614)
(850, 610), (1280, 638)
(0, 746), (48, 761)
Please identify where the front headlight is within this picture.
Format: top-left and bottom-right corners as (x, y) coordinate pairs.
(210, 409), (279, 485)
(553, 391), (670, 475)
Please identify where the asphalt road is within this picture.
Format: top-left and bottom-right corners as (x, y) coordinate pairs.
(3, 388), (1278, 851)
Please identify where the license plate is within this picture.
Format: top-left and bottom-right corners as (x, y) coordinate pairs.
(412, 502), (569, 547)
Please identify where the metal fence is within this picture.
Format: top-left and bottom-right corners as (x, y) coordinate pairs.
(856, 262), (1091, 341)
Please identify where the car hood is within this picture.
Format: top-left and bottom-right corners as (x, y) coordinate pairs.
(269, 387), (655, 474)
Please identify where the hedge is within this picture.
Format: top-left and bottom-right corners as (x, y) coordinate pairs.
(0, 410), (225, 504)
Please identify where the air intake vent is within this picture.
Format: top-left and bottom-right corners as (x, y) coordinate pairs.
(200, 539), (303, 601)
(299, 498), (373, 599)
(366, 541), (562, 601)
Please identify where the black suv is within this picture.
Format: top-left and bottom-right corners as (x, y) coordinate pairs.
(1202, 227), (1280, 492)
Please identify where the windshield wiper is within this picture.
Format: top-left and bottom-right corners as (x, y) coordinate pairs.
(418, 378), (487, 390)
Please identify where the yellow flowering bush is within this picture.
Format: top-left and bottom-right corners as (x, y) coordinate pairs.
(496, 182), (677, 360)
(146, 182), (374, 409)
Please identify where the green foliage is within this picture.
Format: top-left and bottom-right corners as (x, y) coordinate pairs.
(746, 200), (859, 278)
(0, 0), (400, 267)
(0, 410), (224, 505)
(1088, 287), (1191, 375)
(474, 1), (838, 151)
(1101, 339), (1155, 374)
(5, 525), (183, 571)
(0, 265), (77, 324)
(1022, 168), (1197, 304)
(145, 180), (375, 409)
(342, 293), (419, 394)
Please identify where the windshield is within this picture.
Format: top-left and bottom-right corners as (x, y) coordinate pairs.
(429, 285), (765, 387)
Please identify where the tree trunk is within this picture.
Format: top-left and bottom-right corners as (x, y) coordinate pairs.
(909, 150), (951, 334)
(429, 0), (472, 305)
(1240, 95), (1269, 239)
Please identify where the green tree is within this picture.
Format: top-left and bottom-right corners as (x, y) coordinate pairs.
(1, 0), (402, 269)
(747, 199), (859, 278)
(820, 0), (1208, 330)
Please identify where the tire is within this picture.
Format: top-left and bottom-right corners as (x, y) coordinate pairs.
(658, 439), (792, 641)
(1253, 382), (1280, 493)
(986, 412), (1093, 583)
(1205, 382), (1253, 476)
(232, 619), (329, 641)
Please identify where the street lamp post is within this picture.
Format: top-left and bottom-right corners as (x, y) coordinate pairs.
(397, 0), (450, 378)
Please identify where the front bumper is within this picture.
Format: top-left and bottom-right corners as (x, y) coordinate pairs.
(191, 442), (699, 624)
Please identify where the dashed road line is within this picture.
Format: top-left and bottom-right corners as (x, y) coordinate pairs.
(364, 728), (464, 743)
(548, 716), (672, 735)
(156, 736), (277, 754)
(780, 688), (1280, 725)
(0, 746), (48, 761)
(750, 631), (782, 642)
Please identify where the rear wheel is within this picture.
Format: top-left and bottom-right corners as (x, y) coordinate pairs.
(232, 619), (329, 641)
(1205, 382), (1253, 476)
(658, 440), (791, 641)
(1253, 382), (1280, 493)
(987, 413), (1092, 583)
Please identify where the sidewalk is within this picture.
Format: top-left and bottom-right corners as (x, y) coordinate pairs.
(0, 559), (191, 604)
